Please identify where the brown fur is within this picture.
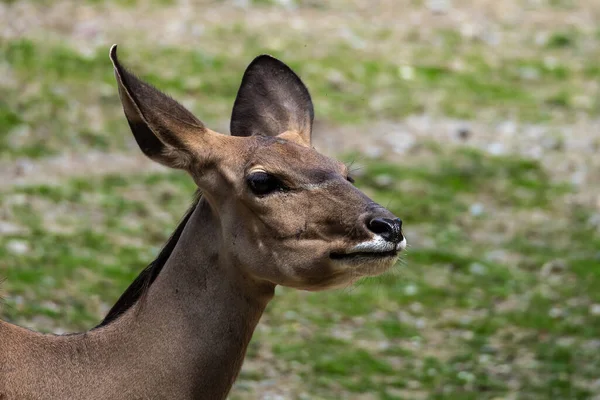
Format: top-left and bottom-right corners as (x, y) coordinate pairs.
(0, 46), (405, 399)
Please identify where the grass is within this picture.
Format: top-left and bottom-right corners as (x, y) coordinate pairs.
(1, 143), (599, 399)
(2, 0), (600, 398)
(2, 0), (600, 159)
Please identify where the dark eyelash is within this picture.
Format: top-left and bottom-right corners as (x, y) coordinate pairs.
(346, 176), (355, 184)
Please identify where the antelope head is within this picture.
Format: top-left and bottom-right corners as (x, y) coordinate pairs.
(110, 45), (406, 292)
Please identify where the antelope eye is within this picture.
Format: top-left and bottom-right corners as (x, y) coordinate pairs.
(247, 172), (287, 196)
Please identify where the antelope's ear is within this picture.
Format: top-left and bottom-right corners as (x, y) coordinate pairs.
(110, 44), (207, 169)
(230, 55), (314, 145)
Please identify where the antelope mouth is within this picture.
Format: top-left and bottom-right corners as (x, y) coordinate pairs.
(330, 237), (406, 261)
(330, 249), (398, 260)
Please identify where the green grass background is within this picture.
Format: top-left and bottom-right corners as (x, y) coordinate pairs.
(1, 0), (600, 399)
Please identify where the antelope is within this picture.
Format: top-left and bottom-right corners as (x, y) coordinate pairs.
(0, 45), (406, 399)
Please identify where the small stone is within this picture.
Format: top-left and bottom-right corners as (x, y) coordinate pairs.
(540, 259), (567, 276)
(386, 388), (407, 398)
(374, 174), (394, 187)
(338, 27), (366, 50)
(190, 24), (204, 37)
(41, 301), (60, 313)
(460, 23), (479, 40)
(6, 239), (29, 255)
(482, 30), (502, 46)
(549, 307), (564, 318)
(535, 32), (548, 46)
(541, 135), (564, 151)
(570, 169), (587, 186)
(525, 146), (543, 160)
(469, 203), (485, 217)
(543, 56), (559, 70)
(378, 341), (391, 350)
(404, 284), (418, 296)
(469, 262), (487, 275)
(481, 345), (497, 354)
(30, 315), (56, 330)
(573, 95), (593, 110)
(369, 93), (394, 112)
(410, 335), (422, 348)
(426, 0), (452, 14)
(498, 121), (517, 136)
(99, 302), (111, 316)
(0, 221), (26, 235)
(398, 65), (415, 81)
(232, 0), (250, 8)
(274, 0), (296, 10)
(409, 302), (423, 313)
(283, 311), (298, 320)
(487, 142), (505, 156)
(478, 354), (492, 364)
(326, 69), (346, 90)
(485, 250), (507, 263)
(8, 125), (31, 148)
(457, 370), (475, 382)
(519, 66), (540, 81)
(583, 339), (600, 351)
(557, 337), (575, 347)
(41, 276), (56, 287)
(364, 145), (383, 159)
(262, 394), (285, 400)
(385, 131), (416, 155)
(587, 213), (600, 229)
(5, 194), (27, 206)
(407, 380), (421, 389)
(590, 304), (600, 316)
(14, 158), (34, 177)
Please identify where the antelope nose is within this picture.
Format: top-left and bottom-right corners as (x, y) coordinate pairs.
(367, 217), (404, 244)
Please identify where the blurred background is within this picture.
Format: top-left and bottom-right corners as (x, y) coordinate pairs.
(1, 0), (600, 398)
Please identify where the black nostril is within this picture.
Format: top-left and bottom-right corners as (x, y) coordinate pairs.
(367, 217), (404, 244)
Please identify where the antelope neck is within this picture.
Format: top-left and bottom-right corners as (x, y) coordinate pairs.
(107, 196), (276, 398)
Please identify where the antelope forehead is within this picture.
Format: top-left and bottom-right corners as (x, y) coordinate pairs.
(250, 139), (346, 181)
(260, 136), (336, 163)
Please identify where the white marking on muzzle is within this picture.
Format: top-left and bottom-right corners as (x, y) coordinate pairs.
(348, 235), (397, 254)
(396, 237), (407, 251)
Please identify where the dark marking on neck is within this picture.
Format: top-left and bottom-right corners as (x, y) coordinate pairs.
(95, 190), (202, 328)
